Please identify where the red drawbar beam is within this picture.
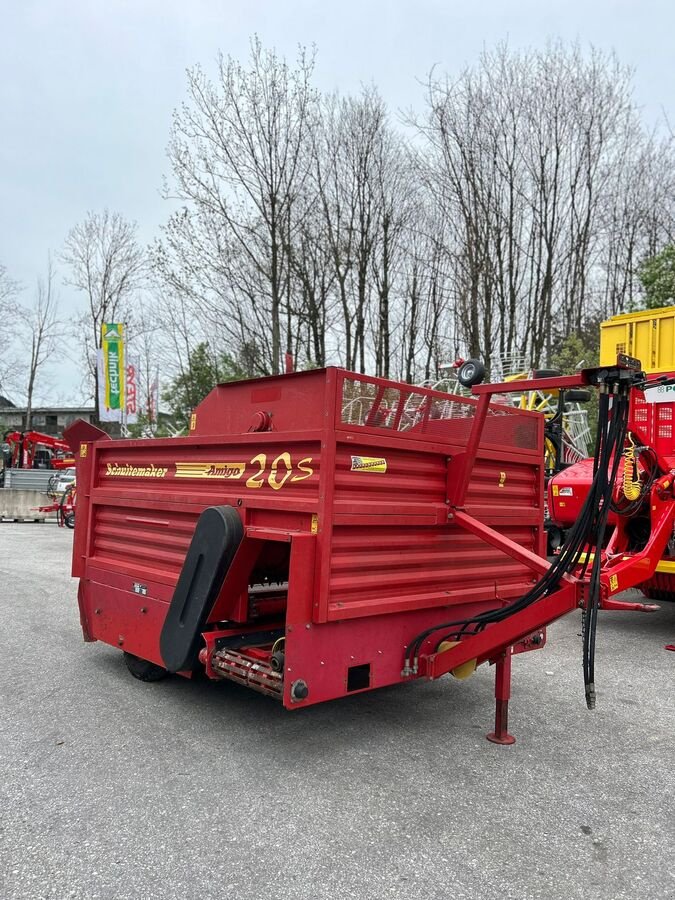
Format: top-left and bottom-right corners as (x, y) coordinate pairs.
(419, 580), (579, 679)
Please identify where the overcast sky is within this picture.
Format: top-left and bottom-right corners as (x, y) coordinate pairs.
(2, 0), (674, 404)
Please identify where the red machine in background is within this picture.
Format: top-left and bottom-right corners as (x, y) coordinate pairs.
(549, 306), (675, 612)
(34, 481), (77, 528)
(66, 361), (675, 744)
(4, 430), (75, 470)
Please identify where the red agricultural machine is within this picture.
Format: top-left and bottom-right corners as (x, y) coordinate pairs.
(34, 482), (77, 528)
(548, 307), (675, 636)
(4, 430), (75, 470)
(65, 360), (674, 743)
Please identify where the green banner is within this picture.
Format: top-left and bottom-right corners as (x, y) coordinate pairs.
(101, 323), (125, 412)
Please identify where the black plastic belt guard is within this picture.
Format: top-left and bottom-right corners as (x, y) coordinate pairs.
(159, 505), (244, 673)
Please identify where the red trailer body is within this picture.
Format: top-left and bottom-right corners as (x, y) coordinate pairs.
(67, 363), (675, 738)
(70, 368), (547, 725)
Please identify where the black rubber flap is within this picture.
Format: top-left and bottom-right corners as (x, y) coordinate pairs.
(160, 505), (243, 672)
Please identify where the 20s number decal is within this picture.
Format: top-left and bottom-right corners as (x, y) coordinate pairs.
(245, 453), (313, 490)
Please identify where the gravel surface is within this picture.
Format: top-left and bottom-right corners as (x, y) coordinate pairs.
(0, 523), (673, 900)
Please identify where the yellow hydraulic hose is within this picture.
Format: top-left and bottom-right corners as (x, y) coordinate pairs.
(622, 433), (642, 501)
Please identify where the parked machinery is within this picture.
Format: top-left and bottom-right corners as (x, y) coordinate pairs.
(3, 430), (75, 470)
(34, 478), (77, 528)
(66, 360), (674, 743)
(549, 306), (675, 619)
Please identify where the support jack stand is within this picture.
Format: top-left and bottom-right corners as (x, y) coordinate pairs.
(487, 650), (516, 745)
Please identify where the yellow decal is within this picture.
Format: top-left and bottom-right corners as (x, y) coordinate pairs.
(105, 463), (168, 478)
(351, 455), (387, 474)
(104, 452), (314, 489)
(247, 453), (314, 489)
(498, 471), (507, 488)
(269, 451), (293, 491)
(292, 457), (314, 482)
(246, 453), (267, 489)
(189, 413), (197, 431)
(609, 574), (619, 593)
(311, 513), (319, 534)
(80, 443), (88, 458)
(552, 484), (559, 496)
(175, 461), (245, 480)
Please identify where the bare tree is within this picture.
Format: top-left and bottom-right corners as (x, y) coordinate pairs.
(415, 42), (669, 369)
(0, 263), (20, 398)
(62, 210), (145, 420)
(164, 37), (317, 375)
(18, 256), (61, 429)
(152, 38), (675, 391)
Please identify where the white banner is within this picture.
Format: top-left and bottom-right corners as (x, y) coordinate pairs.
(97, 350), (140, 423)
(97, 349), (119, 422)
(643, 383), (675, 404)
(125, 356), (140, 425)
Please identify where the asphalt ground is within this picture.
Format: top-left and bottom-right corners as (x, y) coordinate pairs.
(0, 523), (673, 900)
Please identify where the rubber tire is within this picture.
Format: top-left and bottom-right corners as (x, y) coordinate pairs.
(64, 512), (75, 529)
(124, 651), (169, 682)
(546, 525), (564, 554)
(564, 389), (592, 403)
(533, 368), (562, 378)
(457, 358), (486, 388)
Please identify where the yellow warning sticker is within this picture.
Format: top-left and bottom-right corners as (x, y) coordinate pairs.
(80, 443), (88, 458)
(310, 513), (319, 534)
(609, 574), (619, 593)
(189, 413), (197, 431)
(350, 455), (387, 474)
(498, 471), (507, 488)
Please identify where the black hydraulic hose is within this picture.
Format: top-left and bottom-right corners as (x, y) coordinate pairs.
(582, 390), (630, 708)
(404, 385), (631, 707)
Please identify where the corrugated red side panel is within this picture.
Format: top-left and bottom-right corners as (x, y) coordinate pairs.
(85, 435), (322, 585)
(319, 440), (541, 623)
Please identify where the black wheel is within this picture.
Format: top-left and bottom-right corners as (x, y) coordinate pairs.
(546, 525), (564, 554)
(64, 512), (75, 529)
(533, 368), (562, 378)
(457, 358), (486, 388)
(123, 651), (169, 682)
(564, 389), (592, 403)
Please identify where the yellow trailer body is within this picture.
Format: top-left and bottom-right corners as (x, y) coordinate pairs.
(600, 305), (675, 374)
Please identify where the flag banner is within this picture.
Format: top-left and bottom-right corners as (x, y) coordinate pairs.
(97, 349), (118, 423)
(125, 356), (140, 425)
(101, 322), (125, 417)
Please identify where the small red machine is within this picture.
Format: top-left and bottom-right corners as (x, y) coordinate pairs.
(34, 483), (76, 528)
(4, 430), (75, 469)
(67, 363), (675, 743)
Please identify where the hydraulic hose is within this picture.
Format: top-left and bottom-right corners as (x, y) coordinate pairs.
(404, 384), (633, 708)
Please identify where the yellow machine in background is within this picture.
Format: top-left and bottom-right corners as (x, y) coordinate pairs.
(600, 304), (675, 373)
